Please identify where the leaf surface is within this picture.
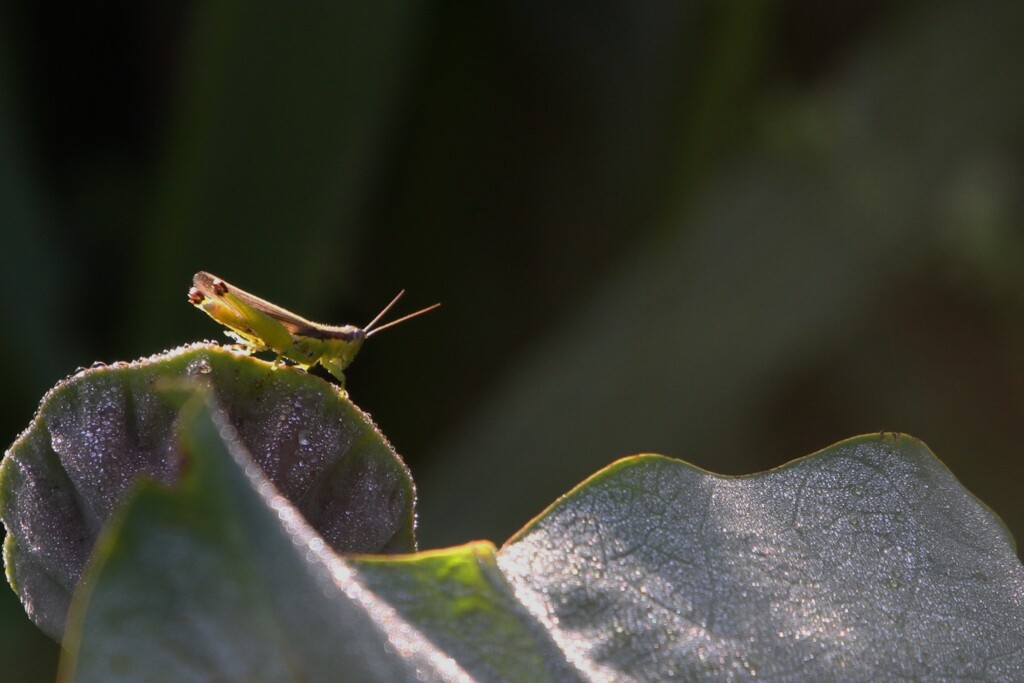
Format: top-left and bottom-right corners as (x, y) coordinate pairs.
(499, 435), (1024, 681)
(62, 397), (448, 682)
(0, 344), (415, 640)
(62, 428), (1024, 681)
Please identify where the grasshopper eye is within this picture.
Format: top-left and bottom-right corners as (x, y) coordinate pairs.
(188, 288), (205, 305)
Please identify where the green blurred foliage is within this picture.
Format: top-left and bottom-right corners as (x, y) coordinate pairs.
(1, 0), (1022, 674)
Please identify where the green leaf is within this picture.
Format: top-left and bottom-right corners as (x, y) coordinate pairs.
(353, 544), (580, 681)
(61, 428), (1024, 680)
(498, 435), (1024, 681)
(0, 344), (415, 641)
(61, 396), (447, 682)
(62, 394), (577, 681)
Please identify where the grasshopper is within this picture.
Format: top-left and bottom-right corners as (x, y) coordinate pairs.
(188, 271), (438, 386)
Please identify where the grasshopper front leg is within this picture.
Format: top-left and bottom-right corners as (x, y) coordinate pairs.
(319, 356), (348, 389)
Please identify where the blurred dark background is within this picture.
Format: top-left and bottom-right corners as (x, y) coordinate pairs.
(2, 1), (1023, 676)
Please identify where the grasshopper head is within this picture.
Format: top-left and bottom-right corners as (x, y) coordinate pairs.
(326, 329), (365, 366)
(317, 331), (366, 384)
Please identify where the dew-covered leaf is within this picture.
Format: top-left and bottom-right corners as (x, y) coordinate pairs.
(61, 396), (580, 681)
(61, 395), (454, 683)
(498, 435), (1024, 682)
(61, 429), (1024, 681)
(0, 343), (415, 640)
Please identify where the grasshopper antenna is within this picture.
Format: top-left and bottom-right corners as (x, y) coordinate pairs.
(365, 293), (440, 338)
(364, 290), (405, 332)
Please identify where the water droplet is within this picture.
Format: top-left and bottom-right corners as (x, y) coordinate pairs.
(188, 358), (213, 375)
